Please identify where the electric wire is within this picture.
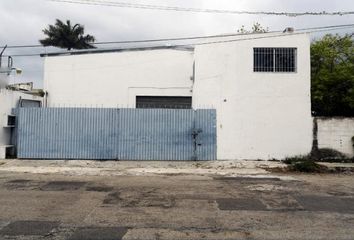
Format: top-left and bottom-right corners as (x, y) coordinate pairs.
(1, 24), (354, 57)
(2, 24), (354, 49)
(46, 0), (354, 17)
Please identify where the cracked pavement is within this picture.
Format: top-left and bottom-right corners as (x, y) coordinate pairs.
(0, 160), (353, 239)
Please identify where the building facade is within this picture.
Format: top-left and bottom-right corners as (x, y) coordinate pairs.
(43, 32), (313, 160)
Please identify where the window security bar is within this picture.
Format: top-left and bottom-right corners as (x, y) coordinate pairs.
(254, 48), (297, 73)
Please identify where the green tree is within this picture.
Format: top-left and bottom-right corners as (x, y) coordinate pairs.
(311, 33), (354, 116)
(40, 19), (96, 50)
(237, 22), (269, 34)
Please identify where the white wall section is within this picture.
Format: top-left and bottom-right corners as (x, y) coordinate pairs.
(317, 118), (354, 158)
(193, 33), (313, 160)
(44, 49), (194, 108)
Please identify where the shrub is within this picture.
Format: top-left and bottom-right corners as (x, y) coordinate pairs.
(288, 160), (327, 173)
(310, 148), (347, 162)
(283, 156), (309, 165)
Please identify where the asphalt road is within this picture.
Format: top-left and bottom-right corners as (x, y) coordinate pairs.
(0, 170), (354, 239)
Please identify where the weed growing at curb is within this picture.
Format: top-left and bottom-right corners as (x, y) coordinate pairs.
(288, 160), (328, 173)
(282, 148), (354, 173)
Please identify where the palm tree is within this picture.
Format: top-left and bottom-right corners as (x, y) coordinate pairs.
(40, 19), (96, 50)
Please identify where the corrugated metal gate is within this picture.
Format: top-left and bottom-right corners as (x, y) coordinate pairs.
(16, 108), (216, 160)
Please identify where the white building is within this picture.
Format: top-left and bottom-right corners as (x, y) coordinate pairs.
(42, 31), (313, 160)
(0, 55), (43, 159)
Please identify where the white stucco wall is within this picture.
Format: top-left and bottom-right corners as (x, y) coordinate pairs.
(193, 33), (313, 160)
(0, 89), (43, 146)
(44, 48), (194, 107)
(317, 118), (354, 158)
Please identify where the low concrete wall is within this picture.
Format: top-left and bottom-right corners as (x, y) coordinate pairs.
(0, 89), (42, 147)
(317, 117), (354, 158)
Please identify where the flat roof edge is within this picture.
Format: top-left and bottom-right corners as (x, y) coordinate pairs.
(40, 46), (194, 57)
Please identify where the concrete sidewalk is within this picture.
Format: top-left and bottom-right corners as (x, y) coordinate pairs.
(318, 162), (354, 168)
(0, 159), (287, 178)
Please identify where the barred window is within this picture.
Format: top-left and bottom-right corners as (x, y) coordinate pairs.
(254, 48), (297, 72)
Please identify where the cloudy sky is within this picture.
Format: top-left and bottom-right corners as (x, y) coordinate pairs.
(0, 0), (353, 87)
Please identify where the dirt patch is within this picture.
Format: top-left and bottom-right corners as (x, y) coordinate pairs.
(133, 197), (176, 209)
(4, 179), (42, 190)
(103, 190), (176, 209)
(86, 185), (114, 192)
(216, 198), (267, 211)
(40, 181), (87, 191)
(0, 221), (59, 236)
(245, 184), (288, 192)
(295, 195), (354, 213)
(214, 177), (281, 182)
(327, 190), (354, 197)
(6, 179), (31, 184)
(174, 194), (215, 200)
(103, 192), (122, 204)
(260, 193), (304, 211)
(68, 227), (127, 240)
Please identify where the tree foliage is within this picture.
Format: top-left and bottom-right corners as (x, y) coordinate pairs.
(40, 19), (96, 50)
(237, 22), (269, 34)
(311, 33), (354, 116)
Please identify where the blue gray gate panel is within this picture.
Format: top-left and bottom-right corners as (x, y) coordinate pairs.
(16, 108), (217, 160)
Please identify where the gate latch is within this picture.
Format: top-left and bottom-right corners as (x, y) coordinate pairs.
(192, 128), (203, 160)
(192, 128), (203, 146)
(192, 128), (202, 139)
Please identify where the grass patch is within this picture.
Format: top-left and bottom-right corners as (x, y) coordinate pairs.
(283, 156), (309, 165)
(311, 148), (351, 162)
(282, 156), (327, 173)
(282, 148), (354, 173)
(288, 160), (328, 173)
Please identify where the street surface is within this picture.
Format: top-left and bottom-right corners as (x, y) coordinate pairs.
(0, 160), (353, 239)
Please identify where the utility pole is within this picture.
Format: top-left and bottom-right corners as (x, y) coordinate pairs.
(0, 45), (7, 69)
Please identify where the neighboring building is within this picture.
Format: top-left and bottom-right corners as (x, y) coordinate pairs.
(7, 82), (34, 92)
(42, 31), (313, 160)
(0, 56), (12, 88)
(0, 89), (43, 159)
(0, 55), (43, 159)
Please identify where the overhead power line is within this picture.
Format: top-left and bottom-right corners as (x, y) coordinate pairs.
(2, 24), (354, 57)
(46, 0), (354, 17)
(2, 24), (354, 50)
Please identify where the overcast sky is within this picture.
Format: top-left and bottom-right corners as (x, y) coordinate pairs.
(1, 0), (353, 88)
